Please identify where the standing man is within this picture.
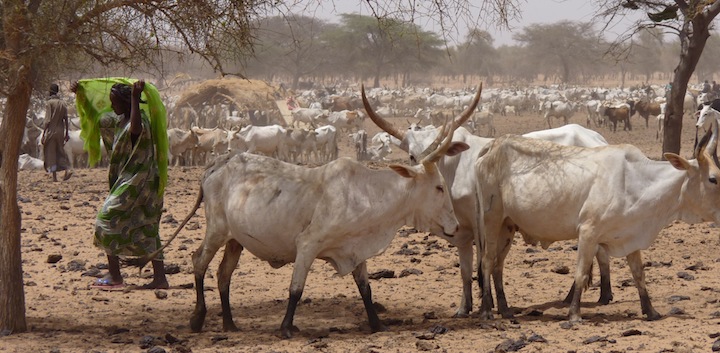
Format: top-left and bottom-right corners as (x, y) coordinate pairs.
(42, 83), (72, 182)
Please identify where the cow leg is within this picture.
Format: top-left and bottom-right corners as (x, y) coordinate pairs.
(217, 239), (243, 332)
(563, 245), (613, 305)
(596, 246), (613, 305)
(478, 217), (505, 320)
(452, 236), (473, 318)
(493, 225), (515, 318)
(280, 253), (315, 338)
(626, 250), (661, 320)
(567, 235), (598, 323)
(352, 261), (387, 333)
(190, 236), (226, 332)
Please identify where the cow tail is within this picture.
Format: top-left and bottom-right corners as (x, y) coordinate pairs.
(129, 183), (205, 271)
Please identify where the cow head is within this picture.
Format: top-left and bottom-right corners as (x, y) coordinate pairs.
(696, 99), (720, 131)
(387, 120), (466, 236)
(363, 83), (481, 165)
(665, 121), (720, 224)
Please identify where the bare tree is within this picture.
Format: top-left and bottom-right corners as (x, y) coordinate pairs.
(0, 0), (265, 333)
(599, 1), (720, 155)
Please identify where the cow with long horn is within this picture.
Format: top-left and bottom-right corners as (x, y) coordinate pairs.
(132, 106), (470, 338)
(363, 83), (616, 317)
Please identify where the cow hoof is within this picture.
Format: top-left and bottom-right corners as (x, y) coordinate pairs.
(500, 311), (515, 319)
(598, 295), (613, 305)
(280, 325), (300, 339)
(223, 322), (240, 332)
(371, 323), (388, 333)
(479, 311), (494, 320)
(189, 313), (206, 333)
(645, 311), (661, 321)
(452, 311), (470, 319)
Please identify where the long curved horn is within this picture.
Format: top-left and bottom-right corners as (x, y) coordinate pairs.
(362, 84), (405, 141)
(708, 119), (719, 167)
(419, 83), (483, 162)
(696, 119), (718, 164)
(420, 117), (453, 164)
(452, 83), (483, 130)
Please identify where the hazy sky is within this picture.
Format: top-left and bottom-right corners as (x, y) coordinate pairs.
(294, 0), (641, 46)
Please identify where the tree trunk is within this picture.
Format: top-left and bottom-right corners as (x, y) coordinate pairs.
(1, 1), (33, 333)
(663, 13), (713, 155)
(0, 74), (31, 333)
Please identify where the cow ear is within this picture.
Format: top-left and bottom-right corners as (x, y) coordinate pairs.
(664, 153), (691, 171)
(445, 142), (470, 156)
(389, 164), (417, 178)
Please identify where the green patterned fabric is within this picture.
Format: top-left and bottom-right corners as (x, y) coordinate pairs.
(74, 77), (168, 195)
(94, 112), (163, 259)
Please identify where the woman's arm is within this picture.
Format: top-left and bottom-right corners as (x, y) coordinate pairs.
(130, 80), (145, 137)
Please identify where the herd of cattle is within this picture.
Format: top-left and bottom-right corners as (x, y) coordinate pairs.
(12, 80), (720, 337)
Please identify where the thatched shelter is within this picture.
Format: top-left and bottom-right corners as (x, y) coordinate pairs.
(173, 77), (282, 115)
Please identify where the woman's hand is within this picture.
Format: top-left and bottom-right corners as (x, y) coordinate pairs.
(132, 80), (145, 100)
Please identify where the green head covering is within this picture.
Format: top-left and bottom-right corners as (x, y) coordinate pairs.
(74, 77), (169, 196)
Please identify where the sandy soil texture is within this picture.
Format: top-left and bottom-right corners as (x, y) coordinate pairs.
(3, 108), (720, 353)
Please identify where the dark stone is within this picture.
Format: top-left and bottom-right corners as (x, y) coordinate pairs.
(369, 269), (395, 279)
(494, 339), (526, 352)
(47, 254), (62, 264)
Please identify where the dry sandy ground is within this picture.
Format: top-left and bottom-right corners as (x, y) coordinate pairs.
(4, 108), (720, 353)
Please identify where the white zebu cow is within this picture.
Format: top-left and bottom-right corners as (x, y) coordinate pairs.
(365, 84), (612, 317)
(283, 128), (316, 163)
(585, 100), (603, 127)
(475, 128), (720, 322)
(191, 127), (230, 165)
(544, 101), (575, 128)
(314, 125), (338, 163)
(18, 153), (44, 171)
(326, 110), (361, 133)
(228, 124), (287, 159)
(472, 110), (496, 137)
(167, 128), (199, 166)
(290, 107), (327, 128)
(696, 99), (720, 132)
(140, 115), (469, 338)
(63, 130), (86, 169)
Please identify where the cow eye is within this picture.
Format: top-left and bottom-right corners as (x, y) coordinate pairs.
(710, 177), (718, 185)
(410, 155), (417, 164)
(436, 186), (444, 193)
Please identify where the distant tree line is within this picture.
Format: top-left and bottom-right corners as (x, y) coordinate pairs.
(236, 14), (720, 89)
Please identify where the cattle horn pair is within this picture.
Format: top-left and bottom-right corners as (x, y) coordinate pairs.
(361, 82), (482, 150)
(695, 118), (720, 167)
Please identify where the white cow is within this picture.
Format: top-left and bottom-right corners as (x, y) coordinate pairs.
(472, 110), (496, 137)
(314, 125), (338, 163)
(18, 153), (44, 171)
(229, 124), (287, 159)
(167, 128), (199, 166)
(326, 110), (361, 132)
(545, 101), (575, 128)
(191, 127), (230, 165)
(283, 128), (317, 163)
(290, 108), (327, 128)
(350, 129), (368, 161)
(475, 128), (720, 322)
(696, 99), (720, 131)
(140, 116), (469, 338)
(63, 130), (87, 169)
(364, 85), (612, 317)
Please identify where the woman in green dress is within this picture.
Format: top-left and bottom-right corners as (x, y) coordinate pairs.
(89, 80), (168, 290)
